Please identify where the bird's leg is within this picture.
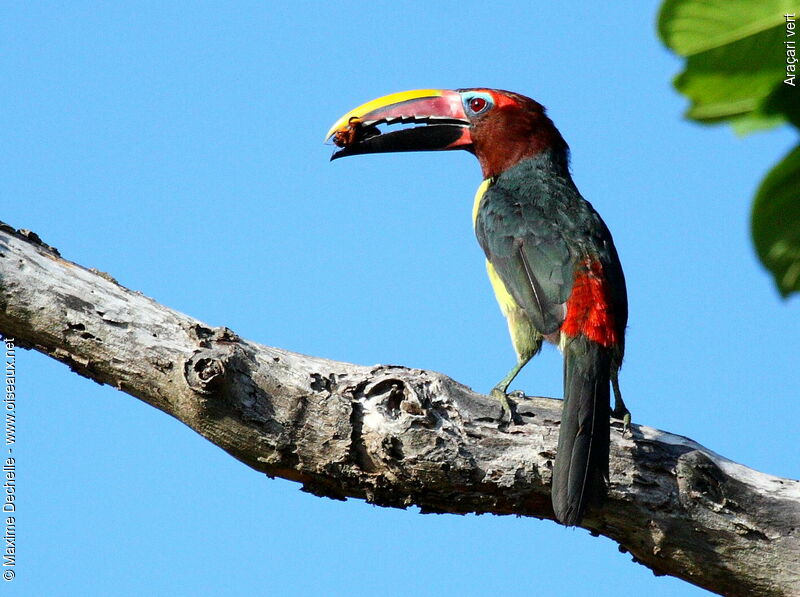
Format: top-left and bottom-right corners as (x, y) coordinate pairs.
(490, 356), (531, 424)
(611, 369), (630, 434)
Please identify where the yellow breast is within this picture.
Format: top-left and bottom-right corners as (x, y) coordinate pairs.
(472, 177), (493, 228)
(472, 177), (541, 360)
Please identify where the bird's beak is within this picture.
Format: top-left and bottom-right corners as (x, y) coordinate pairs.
(325, 89), (472, 160)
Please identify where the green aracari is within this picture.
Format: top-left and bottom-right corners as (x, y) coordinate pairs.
(326, 88), (629, 526)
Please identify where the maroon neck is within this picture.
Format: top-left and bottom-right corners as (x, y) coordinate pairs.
(471, 104), (568, 179)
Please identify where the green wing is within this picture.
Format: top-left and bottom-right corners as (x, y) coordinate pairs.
(474, 182), (575, 335)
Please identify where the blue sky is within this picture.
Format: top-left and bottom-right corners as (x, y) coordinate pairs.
(3, 2), (798, 596)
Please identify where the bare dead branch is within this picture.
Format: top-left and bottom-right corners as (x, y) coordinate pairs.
(0, 221), (797, 596)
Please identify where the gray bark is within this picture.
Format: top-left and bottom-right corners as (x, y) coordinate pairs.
(0, 221), (798, 597)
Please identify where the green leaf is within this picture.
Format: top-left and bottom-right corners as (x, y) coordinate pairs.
(658, 0), (790, 56)
(752, 144), (800, 297)
(729, 80), (799, 135)
(761, 84), (800, 128)
(658, 0), (796, 127)
(730, 111), (786, 136)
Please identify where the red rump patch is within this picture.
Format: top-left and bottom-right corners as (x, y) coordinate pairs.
(561, 259), (619, 347)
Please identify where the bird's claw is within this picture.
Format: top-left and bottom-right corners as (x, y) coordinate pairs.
(612, 406), (631, 436)
(490, 388), (516, 425)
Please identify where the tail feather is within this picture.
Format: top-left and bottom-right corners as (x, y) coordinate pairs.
(552, 336), (611, 526)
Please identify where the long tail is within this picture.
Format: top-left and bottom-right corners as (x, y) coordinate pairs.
(552, 336), (611, 526)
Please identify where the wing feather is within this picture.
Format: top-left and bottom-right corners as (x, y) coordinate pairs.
(475, 183), (574, 335)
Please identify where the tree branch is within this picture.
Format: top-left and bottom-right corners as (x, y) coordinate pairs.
(1, 222), (798, 596)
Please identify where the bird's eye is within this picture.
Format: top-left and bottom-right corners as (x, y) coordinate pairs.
(469, 97), (488, 113)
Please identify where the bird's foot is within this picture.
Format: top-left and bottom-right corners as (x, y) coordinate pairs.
(612, 405), (631, 436)
(490, 388), (518, 425)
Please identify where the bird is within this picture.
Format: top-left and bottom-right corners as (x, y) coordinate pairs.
(325, 88), (629, 526)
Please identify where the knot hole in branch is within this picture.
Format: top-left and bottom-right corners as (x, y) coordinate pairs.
(366, 378), (425, 418)
(185, 353), (226, 394)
